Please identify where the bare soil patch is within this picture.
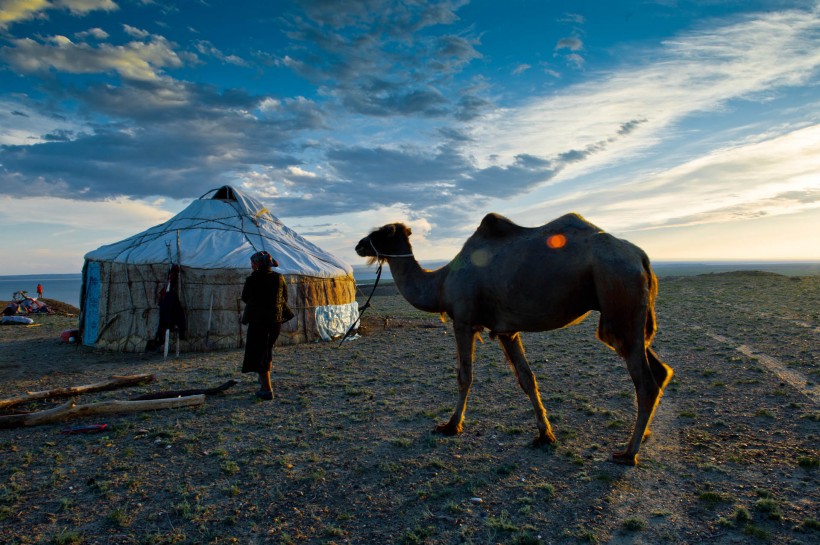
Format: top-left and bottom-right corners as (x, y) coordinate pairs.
(0, 274), (818, 544)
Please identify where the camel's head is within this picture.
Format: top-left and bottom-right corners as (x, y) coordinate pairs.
(355, 223), (413, 265)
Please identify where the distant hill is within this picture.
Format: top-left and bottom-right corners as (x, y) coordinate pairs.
(653, 261), (819, 277)
(696, 270), (783, 278)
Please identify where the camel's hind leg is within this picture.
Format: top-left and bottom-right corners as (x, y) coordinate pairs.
(498, 333), (556, 446)
(435, 321), (476, 436)
(597, 310), (667, 465)
(604, 334), (663, 466)
(641, 348), (674, 441)
(594, 253), (672, 465)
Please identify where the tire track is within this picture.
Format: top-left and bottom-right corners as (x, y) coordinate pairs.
(661, 314), (818, 406)
(716, 302), (820, 335)
(701, 329), (818, 405)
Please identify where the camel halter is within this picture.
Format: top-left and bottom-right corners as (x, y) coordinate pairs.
(368, 239), (413, 259)
(338, 239), (412, 346)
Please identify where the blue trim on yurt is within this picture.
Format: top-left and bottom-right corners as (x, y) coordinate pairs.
(82, 262), (101, 346)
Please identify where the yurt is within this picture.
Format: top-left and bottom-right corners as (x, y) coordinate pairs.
(80, 186), (358, 352)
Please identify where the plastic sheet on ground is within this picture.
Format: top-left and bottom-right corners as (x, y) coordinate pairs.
(314, 302), (359, 341)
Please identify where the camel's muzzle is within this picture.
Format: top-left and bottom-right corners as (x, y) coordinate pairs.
(355, 238), (372, 257)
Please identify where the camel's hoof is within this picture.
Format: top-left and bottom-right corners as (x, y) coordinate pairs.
(611, 451), (638, 466)
(433, 422), (462, 436)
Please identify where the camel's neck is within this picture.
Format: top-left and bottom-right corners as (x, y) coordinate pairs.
(386, 257), (446, 313)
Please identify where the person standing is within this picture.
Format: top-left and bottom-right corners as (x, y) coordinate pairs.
(36, 283), (43, 298)
(241, 251), (290, 400)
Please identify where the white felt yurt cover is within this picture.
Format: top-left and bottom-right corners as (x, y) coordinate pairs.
(85, 186), (352, 276)
(81, 186), (357, 352)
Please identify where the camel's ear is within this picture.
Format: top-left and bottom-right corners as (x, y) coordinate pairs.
(405, 226), (412, 237)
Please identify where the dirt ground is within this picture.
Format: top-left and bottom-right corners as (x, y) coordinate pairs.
(0, 274), (817, 544)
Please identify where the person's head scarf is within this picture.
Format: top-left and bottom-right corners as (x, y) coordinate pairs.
(250, 251), (278, 269)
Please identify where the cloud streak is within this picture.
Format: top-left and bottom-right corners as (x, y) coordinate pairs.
(470, 7), (820, 175)
(511, 123), (820, 237)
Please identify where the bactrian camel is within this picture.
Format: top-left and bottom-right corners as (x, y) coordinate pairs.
(356, 212), (673, 465)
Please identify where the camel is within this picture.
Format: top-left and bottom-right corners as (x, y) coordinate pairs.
(355, 212), (673, 466)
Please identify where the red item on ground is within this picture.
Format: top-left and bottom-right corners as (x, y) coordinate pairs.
(60, 329), (80, 343)
(60, 424), (108, 435)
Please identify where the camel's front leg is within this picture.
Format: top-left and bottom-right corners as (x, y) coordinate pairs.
(498, 333), (556, 447)
(435, 322), (476, 436)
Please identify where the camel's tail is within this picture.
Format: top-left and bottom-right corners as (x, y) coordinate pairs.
(643, 255), (659, 346)
(643, 256), (674, 390)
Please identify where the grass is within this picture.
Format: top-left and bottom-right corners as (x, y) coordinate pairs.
(622, 517), (648, 531)
(754, 498), (783, 520)
(0, 274), (818, 544)
(797, 456), (819, 468)
(697, 491), (731, 505)
(742, 524), (772, 541)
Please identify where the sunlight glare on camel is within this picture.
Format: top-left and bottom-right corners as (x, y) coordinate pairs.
(547, 234), (567, 249)
(470, 249), (491, 267)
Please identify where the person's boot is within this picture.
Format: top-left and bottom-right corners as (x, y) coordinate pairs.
(256, 372), (273, 400)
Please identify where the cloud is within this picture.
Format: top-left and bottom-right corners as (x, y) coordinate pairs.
(0, 193), (175, 272)
(555, 37), (583, 51)
(512, 63), (531, 75)
(0, 79), (328, 200)
(295, 0), (466, 34)
(56, 0), (118, 16)
(280, 0), (482, 119)
(511, 123), (820, 236)
(0, 97), (79, 145)
(618, 118), (647, 135)
(335, 81), (450, 117)
(464, 154), (556, 198)
(194, 40), (249, 66)
(123, 24), (150, 39)
(559, 13), (586, 25)
(2, 0), (819, 255)
(75, 27), (109, 40)
(0, 34), (183, 81)
(0, 0), (117, 29)
(555, 36), (584, 69)
(454, 93), (491, 121)
(469, 6), (820, 175)
(615, 124), (820, 230)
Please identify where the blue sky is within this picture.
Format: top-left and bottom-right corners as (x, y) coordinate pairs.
(0, 0), (818, 275)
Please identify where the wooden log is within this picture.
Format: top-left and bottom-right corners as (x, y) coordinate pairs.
(0, 374), (155, 410)
(130, 379), (238, 401)
(0, 395), (205, 429)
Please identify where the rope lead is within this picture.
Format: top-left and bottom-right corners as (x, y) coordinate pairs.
(338, 262), (383, 347)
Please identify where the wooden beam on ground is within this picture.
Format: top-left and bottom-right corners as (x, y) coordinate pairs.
(130, 379), (238, 400)
(0, 374), (155, 411)
(0, 395), (205, 429)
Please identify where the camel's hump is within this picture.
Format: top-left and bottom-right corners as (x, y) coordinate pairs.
(476, 212), (599, 239)
(550, 212), (602, 232)
(476, 213), (527, 238)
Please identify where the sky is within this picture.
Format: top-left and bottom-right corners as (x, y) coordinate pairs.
(0, 0), (818, 275)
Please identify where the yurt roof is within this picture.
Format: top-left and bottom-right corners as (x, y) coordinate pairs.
(84, 186), (352, 278)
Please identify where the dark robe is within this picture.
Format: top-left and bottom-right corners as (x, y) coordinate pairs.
(241, 269), (288, 373)
(155, 266), (186, 341)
